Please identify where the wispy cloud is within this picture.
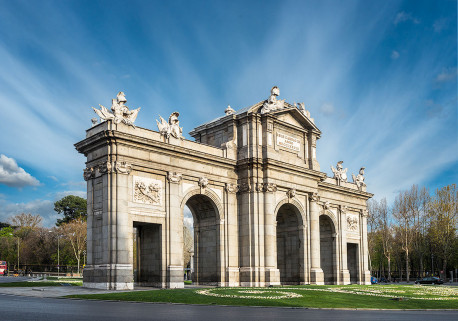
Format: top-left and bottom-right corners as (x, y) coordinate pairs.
(433, 18), (449, 33)
(394, 11), (420, 25)
(0, 154), (40, 188)
(391, 50), (400, 59)
(53, 190), (86, 199)
(435, 67), (457, 83)
(0, 199), (56, 227)
(319, 103), (335, 115)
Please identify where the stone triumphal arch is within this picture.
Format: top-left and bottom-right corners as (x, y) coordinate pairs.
(76, 88), (373, 290)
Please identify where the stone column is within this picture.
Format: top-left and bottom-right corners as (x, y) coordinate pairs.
(264, 183), (280, 285)
(167, 171), (184, 288)
(112, 161), (133, 290)
(309, 193), (324, 284)
(339, 206), (351, 284)
(112, 161), (134, 290)
(225, 183), (239, 287)
(360, 209), (371, 284)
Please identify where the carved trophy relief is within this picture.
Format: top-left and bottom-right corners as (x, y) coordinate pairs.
(347, 215), (359, 232)
(133, 177), (162, 205)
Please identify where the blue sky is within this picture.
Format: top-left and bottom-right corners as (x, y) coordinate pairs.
(0, 0), (456, 227)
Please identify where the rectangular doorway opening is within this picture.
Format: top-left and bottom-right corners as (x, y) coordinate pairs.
(347, 243), (359, 284)
(134, 222), (162, 287)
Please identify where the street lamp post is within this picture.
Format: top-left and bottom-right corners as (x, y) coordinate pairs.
(17, 237), (19, 272)
(49, 231), (62, 279)
(57, 235), (60, 279)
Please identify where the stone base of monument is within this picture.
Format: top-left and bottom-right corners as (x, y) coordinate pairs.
(361, 270), (371, 285)
(83, 264), (134, 290)
(225, 267), (240, 287)
(239, 267), (266, 287)
(167, 265), (185, 289)
(340, 269), (351, 285)
(265, 268), (281, 286)
(310, 268), (324, 285)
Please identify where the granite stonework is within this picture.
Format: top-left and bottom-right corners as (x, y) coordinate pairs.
(75, 89), (373, 290)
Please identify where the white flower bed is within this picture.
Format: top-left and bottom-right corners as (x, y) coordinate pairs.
(196, 288), (302, 299)
(196, 286), (458, 301)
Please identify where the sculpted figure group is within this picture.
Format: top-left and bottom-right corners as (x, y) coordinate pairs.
(156, 112), (184, 139)
(92, 92), (140, 128)
(331, 161), (366, 190)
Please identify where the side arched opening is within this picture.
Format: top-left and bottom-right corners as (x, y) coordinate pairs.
(276, 203), (304, 284)
(185, 193), (221, 285)
(319, 215), (337, 284)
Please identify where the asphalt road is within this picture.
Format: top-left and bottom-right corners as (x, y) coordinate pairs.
(0, 294), (457, 321)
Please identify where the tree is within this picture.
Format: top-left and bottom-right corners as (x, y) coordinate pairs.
(9, 213), (42, 229)
(0, 222), (10, 229)
(393, 188), (415, 282)
(377, 198), (394, 281)
(183, 222), (193, 269)
(54, 195), (87, 226)
(59, 219), (87, 274)
(427, 184), (457, 274)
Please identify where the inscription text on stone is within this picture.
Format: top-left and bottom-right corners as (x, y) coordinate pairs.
(277, 133), (300, 152)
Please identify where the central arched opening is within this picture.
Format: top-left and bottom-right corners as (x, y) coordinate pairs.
(185, 194), (220, 285)
(276, 203), (304, 284)
(319, 215), (337, 284)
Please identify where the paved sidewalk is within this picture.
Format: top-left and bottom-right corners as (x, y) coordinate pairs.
(0, 277), (155, 298)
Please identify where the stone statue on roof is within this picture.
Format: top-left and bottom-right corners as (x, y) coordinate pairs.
(331, 161), (348, 183)
(352, 167), (366, 190)
(261, 86), (285, 114)
(92, 91), (140, 128)
(156, 112), (184, 139)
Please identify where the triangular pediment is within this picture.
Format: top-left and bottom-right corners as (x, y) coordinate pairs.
(269, 106), (320, 133)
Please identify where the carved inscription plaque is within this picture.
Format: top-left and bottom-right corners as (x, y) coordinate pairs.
(133, 176), (162, 205)
(276, 132), (300, 151)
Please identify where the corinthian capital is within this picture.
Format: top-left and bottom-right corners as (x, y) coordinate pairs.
(167, 171), (182, 184)
(308, 192), (319, 203)
(114, 161), (132, 174)
(263, 183), (277, 193)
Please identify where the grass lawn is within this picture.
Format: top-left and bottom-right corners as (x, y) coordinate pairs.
(68, 284), (458, 309)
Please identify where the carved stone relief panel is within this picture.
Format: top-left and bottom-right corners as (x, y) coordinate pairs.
(346, 214), (359, 233)
(133, 176), (162, 205)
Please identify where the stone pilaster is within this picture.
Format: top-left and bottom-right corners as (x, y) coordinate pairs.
(167, 171), (184, 288)
(264, 183), (280, 285)
(225, 183), (239, 286)
(360, 209), (371, 284)
(309, 193), (324, 284)
(339, 205), (351, 284)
